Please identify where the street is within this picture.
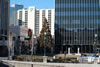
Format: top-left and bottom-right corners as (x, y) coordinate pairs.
(0, 62), (9, 67)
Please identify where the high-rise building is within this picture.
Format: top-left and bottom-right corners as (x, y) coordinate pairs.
(10, 4), (23, 26)
(28, 7), (36, 35)
(55, 0), (100, 53)
(35, 9), (55, 37)
(0, 0), (10, 56)
(17, 9), (28, 27)
(17, 7), (55, 37)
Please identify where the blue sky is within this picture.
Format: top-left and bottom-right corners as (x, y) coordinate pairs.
(10, 0), (55, 9)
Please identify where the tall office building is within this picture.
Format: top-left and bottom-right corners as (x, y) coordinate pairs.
(0, 0), (10, 56)
(10, 4), (23, 26)
(17, 7), (55, 37)
(55, 0), (100, 53)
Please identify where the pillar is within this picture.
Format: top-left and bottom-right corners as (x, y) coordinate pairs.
(68, 48), (70, 54)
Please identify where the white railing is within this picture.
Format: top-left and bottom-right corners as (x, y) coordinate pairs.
(77, 57), (100, 64)
(2, 60), (100, 67)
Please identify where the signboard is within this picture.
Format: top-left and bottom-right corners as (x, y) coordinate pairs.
(30, 8), (33, 12)
(24, 36), (30, 39)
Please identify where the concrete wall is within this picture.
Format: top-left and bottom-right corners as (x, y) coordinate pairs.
(2, 60), (100, 67)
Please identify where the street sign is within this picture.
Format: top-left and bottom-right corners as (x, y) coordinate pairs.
(24, 36), (30, 39)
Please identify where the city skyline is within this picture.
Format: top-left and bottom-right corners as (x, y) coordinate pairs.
(1, 0), (100, 65)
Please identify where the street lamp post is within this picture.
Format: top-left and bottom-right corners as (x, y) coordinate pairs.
(11, 36), (15, 59)
(31, 35), (33, 56)
(33, 36), (36, 55)
(93, 34), (98, 54)
(81, 44), (83, 56)
(31, 35), (37, 61)
(44, 32), (46, 56)
(8, 32), (11, 60)
(31, 35), (34, 61)
(31, 35), (33, 61)
(43, 32), (48, 63)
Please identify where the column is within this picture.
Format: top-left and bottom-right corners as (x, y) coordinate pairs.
(78, 48), (80, 54)
(68, 48), (70, 54)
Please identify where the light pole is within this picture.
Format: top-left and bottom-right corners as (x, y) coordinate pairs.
(93, 34), (98, 54)
(31, 35), (33, 56)
(33, 36), (36, 55)
(31, 35), (35, 61)
(8, 31), (11, 60)
(81, 44), (83, 56)
(43, 32), (48, 63)
(10, 35), (14, 59)
(63, 43), (66, 61)
(44, 32), (46, 56)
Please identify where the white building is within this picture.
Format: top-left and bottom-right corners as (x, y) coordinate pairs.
(35, 9), (55, 37)
(17, 7), (55, 37)
(17, 9), (28, 27)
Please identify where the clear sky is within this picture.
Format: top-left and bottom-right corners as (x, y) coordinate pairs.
(10, 0), (55, 9)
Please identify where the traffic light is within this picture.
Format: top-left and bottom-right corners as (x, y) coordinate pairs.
(24, 29), (32, 40)
(28, 29), (32, 40)
(24, 36), (30, 40)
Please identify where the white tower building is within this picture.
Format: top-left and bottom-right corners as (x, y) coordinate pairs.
(35, 9), (55, 37)
(17, 9), (28, 27)
(17, 6), (55, 37)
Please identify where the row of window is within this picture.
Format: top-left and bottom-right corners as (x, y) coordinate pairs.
(56, 3), (99, 8)
(55, 0), (99, 4)
(55, 0), (100, 45)
(0, 30), (7, 35)
(56, 12), (100, 16)
(57, 21), (100, 24)
(55, 16), (100, 19)
(56, 7), (100, 12)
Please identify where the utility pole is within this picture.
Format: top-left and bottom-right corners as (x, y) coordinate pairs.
(33, 36), (36, 55)
(31, 35), (33, 61)
(8, 30), (11, 60)
(44, 32), (46, 56)
(93, 34), (98, 54)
